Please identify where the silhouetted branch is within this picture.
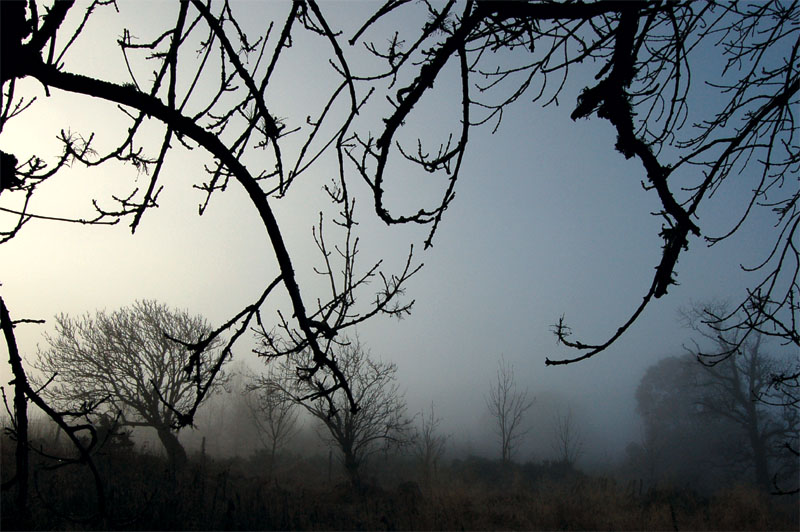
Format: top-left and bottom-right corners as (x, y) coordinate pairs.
(1, 295), (107, 526)
(350, 0), (797, 364)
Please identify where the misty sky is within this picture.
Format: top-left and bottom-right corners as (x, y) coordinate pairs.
(0, 1), (789, 464)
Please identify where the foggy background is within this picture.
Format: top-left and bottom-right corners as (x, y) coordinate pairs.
(0, 0), (789, 473)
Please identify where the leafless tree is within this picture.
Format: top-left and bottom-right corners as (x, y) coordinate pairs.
(682, 302), (799, 493)
(700, 337), (790, 491)
(412, 402), (448, 489)
(244, 373), (300, 480)
(486, 357), (534, 464)
(634, 354), (729, 491)
(1, 297), (37, 528)
(762, 364), (800, 494)
(33, 300), (225, 468)
(269, 337), (411, 487)
(551, 407), (584, 468)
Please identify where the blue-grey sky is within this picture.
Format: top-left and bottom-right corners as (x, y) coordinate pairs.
(0, 1), (789, 463)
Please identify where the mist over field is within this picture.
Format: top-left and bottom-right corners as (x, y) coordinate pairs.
(1, 0), (798, 530)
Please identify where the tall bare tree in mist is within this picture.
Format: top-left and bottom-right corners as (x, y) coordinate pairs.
(1, 0), (797, 523)
(486, 357), (534, 464)
(244, 375), (300, 480)
(34, 300), (225, 469)
(633, 307), (798, 493)
(1, 297), (37, 529)
(682, 303), (799, 494)
(412, 402), (448, 489)
(552, 407), (584, 468)
(266, 338), (411, 488)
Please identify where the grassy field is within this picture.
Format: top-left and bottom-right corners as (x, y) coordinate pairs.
(2, 432), (798, 531)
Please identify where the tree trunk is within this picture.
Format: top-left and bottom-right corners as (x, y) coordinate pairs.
(156, 426), (187, 470)
(1, 297), (31, 529)
(744, 406), (771, 491)
(750, 431), (771, 492)
(13, 375), (29, 520)
(735, 346), (771, 492)
(268, 440), (277, 481)
(344, 450), (361, 489)
(501, 433), (511, 464)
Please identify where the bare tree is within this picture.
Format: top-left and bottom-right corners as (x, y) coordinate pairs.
(486, 357), (534, 464)
(412, 402), (448, 489)
(551, 407), (584, 468)
(762, 362), (800, 494)
(269, 337), (411, 488)
(244, 374), (300, 480)
(1, 297), (36, 528)
(682, 303), (799, 493)
(33, 300), (225, 468)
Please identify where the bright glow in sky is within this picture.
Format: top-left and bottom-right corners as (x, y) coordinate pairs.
(1, 1), (790, 462)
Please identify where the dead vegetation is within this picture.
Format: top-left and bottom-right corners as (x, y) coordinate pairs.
(2, 421), (796, 531)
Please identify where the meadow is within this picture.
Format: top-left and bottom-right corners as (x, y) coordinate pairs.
(2, 425), (797, 531)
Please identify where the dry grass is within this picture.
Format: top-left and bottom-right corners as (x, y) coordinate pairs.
(2, 430), (798, 530)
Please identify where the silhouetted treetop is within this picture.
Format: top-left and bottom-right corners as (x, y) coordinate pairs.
(34, 300), (227, 467)
(265, 336), (411, 487)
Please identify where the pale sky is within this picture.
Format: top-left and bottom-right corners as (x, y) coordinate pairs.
(1, 1), (791, 463)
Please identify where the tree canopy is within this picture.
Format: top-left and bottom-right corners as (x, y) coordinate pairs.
(34, 299), (225, 466)
(635, 336), (798, 493)
(486, 356), (534, 464)
(265, 337), (411, 487)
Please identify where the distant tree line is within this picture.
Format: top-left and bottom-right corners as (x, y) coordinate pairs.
(3, 296), (796, 530)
